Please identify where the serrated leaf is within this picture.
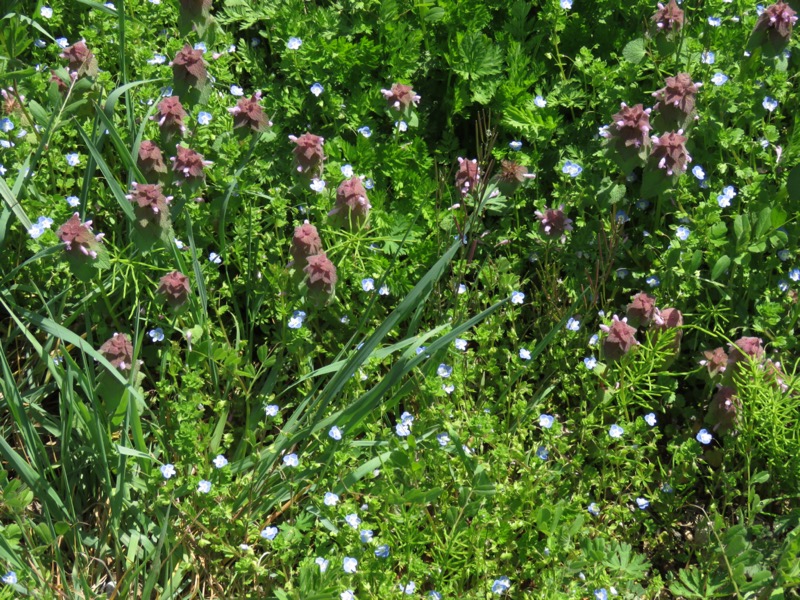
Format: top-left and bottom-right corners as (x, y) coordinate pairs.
(622, 38), (646, 64)
(454, 32), (503, 80)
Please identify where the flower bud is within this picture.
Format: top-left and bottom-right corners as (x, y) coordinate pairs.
(329, 178), (371, 228)
(99, 332), (134, 372)
(290, 222), (322, 270)
(157, 270), (191, 308)
(599, 315), (638, 360)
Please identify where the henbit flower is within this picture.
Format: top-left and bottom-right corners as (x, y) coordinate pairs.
(66, 153), (80, 167)
(534, 95), (547, 108)
(711, 72), (729, 86)
(324, 492), (339, 506)
(652, 73), (701, 118)
(455, 157), (480, 197)
(519, 348), (532, 360)
(652, 0), (684, 32)
(539, 414), (555, 429)
(644, 413), (657, 426)
(495, 159), (534, 195)
(700, 346), (728, 377)
(260, 526), (278, 540)
(343, 557), (358, 573)
(304, 253), (337, 299)
(696, 428), (713, 444)
(290, 222), (322, 271)
(375, 544), (390, 558)
(361, 278), (375, 292)
(651, 130), (692, 176)
(127, 182), (173, 231)
(170, 44), (208, 88)
(60, 40), (98, 76)
(170, 145), (211, 184)
(437, 363), (453, 378)
(154, 96), (188, 136)
(706, 385), (740, 434)
(626, 292), (657, 327)
(138, 140), (168, 179)
(584, 356), (597, 369)
(608, 424), (624, 439)
(587, 502), (600, 516)
(329, 425), (343, 440)
(751, 3), (798, 52)
(727, 336), (765, 368)
(97, 333), (135, 374)
(608, 102), (652, 149)
(287, 37), (302, 50)
(149, 327), (165, 343)
(381, 83), (421, 112)
(213, 454), (228, 468)
(58, 213), (105, 260)
(157, 271), (191, 308)
(510, 291), (525, 304)
(289, 132), (326, 175)
(763, 96), (779, 112)
(310, 82), (324, 97)
(600, 315), (639, 360)
(329, 177), (371, 227)
(562, 160), (583, 177)
(701, 50), (716, 64)
(534, 205), (574, 242)
(676, 226), (691, 240)
(492, 576), (511, 594)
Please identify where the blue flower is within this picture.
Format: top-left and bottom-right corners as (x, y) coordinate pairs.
(696, 428), (713, 444)
(560, 0), (572, 9)
(587, 502), (600, 516)
(286, 37), (302, 50)
(789, 268), (800, 282)
(148, 327), (165, 343)
(2, 571), (18, 585)
(329, 425), (342, 440)
(260, 526), (278, 540)
(310, 82), (324, 97)
(608, 424), (624, 439)
(360, 529), (373, 543)
(636, 497), (650, 510)
(400, 581), (416, 595)
(193, 42), (207, 53)
(437, 363), (453, 378)
(708, 16), (721, 26)
(536, 446), (549, 460)
(510, 291), (525, 304)
(160, 463), (175, 479)
(778, 280), (789, 293)
(197, 111), (212, 125)
(288, 310), (306, 329)
(458, 283), (467, 294)
(323, 492), (339, 506)
(429, 593), (442, 600)
(396, 422), (412, 437)
(437, 432), (450, 446)
(343, 557), (358, 573)
(197, 479), (212, 493)
(345, 513), (361, 529)
(539, 414), (555, 429)
(762, 96), (778, 112)
(357, 125), (372, 138)
(584, 356), (597, 369)
(492, 576), (511, 594)
(315, 557), (329, 572)
(519, 348), (531, 360)
(562, 160), (583, 177)
(265, 404), (280, 417)
(65, 152), (80, 167)
(509, 140), (522, 151)
(717, 185), (736, 208)
(676, 226), (691, 241)
(0, 118), (14, 133)
(341, 164), (354, 178)
(41, 6), (53, 18)
(230, 85), (244, 96)
(283, 453), (299, 467)
(455, 338), (468, 351)
(701, 50), (715, 64)
(310, 178), (326, 193)
(213, 454), (228, 469)
(692, 165), (705, 180)
(711, 72), (728, 86)
(594, 589), (608, 600)
(566, 317), (581, 331)
(209, 252), (222, 264)
(147, 53), (166, 65)
(375, 544), (390, 558)
(644, 412), (657, 426)
(534, 95), (547, 108)
(646, 275), (660, 288)
(361, 278), (375, 292)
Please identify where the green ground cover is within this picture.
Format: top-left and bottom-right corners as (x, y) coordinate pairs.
(1, 0), (799, 597)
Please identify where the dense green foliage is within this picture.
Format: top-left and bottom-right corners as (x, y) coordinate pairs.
(1, 0), (799, 597)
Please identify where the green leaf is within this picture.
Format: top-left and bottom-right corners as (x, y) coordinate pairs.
(787, 165), (800, 201)
(622, 38), (646, 64)
(711, 255), (731, 280)
(453, 32), (503, 80)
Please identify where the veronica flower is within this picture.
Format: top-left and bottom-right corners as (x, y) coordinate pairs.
(149, 327), (165, 342)
(608, 424), (624, 438)
(197, 480), (212, 493)
(361, 278), (375, 292)
(534, 95), (547, 108)
(265, 404), (280, 417)
(492, 577), (511, 594)
(519, 348), (531, 360)
(283, 453), (299, 467)
(213, 454), (228, 468)
(287, 37), (302, 50)
(160, 463), (176, 479)
(509, 140), (522, 151)
(329, 425), (342, 440)
(763, 96), (778, 112)
(260, 526), (278, 540)
(343, 557), (358, 573)
(310, 82), (324, 97)
(230, 84), (244, 96)
(323, 492), (339, 506)
(510, 291), (525, 304)
(584, 356), (597, 369)
(562, 160), (583, 177)
(676, 226), (690, 240)
(66, 153), (80, 166)
(437, 363), (453, 378)
(357, 125), (372, 138)
(701, 50), (715, 64)
(708, 16), (721, 26)
(315, 557), (329, 572)
(587, 502), (600, 516)
(696, 428), (713, 444)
